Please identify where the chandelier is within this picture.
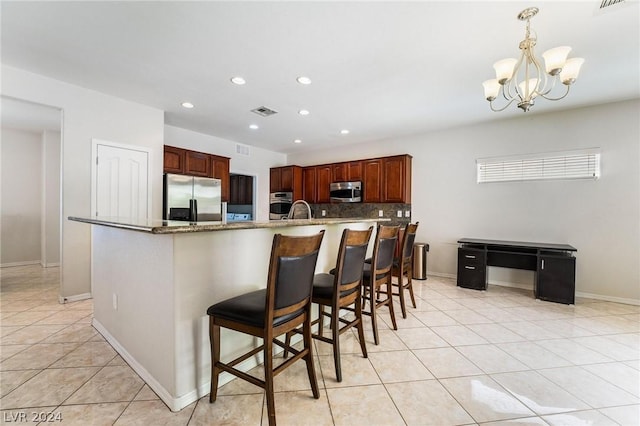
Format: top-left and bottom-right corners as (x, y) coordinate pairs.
(482, 7), (585, 112)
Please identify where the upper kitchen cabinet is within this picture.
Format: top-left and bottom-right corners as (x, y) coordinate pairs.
(185, 150), (211, 177)
(163, 145), (186, 174)
(302, 167), (317, 203)
(316, 165), (332, 203)
(270, 166), (302, 200)
(229, 174), (253, 205)
(211, 155), (230, 202)
(363, 159), (383, 203)
(331, 161), (363, 182)
(383, 155), (412, 203)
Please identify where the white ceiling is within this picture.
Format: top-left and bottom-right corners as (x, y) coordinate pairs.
(2, 1), (638, 154)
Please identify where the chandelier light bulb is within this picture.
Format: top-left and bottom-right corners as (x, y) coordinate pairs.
(482, 79), (501, 101)
(518, 78), (539, 99)
(560, 58), (585, 85)
(493, 58), (518, 84)
(542, 46), (572, 75)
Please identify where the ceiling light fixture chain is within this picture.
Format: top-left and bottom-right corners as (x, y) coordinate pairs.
(483, 6), (585, 112)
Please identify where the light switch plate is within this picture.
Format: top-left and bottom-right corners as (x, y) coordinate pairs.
(378, 210), (384, 217)
(405, 210), (411, 217)
(321, 210), (326, 217)
(397, 210), (402, 218)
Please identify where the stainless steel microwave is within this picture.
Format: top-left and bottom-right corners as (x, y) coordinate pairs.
(330, 181), (362, 202)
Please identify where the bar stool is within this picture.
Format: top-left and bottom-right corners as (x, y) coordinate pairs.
(393, 222), (419, 318)
(291, 226), (373, 382)
(207, 231), (325, 426)
(362, 224), (399, 345)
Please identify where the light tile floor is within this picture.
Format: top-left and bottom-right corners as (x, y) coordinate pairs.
(1, 265), (639, 425)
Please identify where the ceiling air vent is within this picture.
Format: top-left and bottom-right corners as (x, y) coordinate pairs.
(600, 0), (625, 8)
(236, 143), (250, 156)
(251, 106), (278, 117)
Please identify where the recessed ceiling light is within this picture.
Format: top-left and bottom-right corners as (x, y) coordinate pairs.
(293, 139), (302, 144)
(231, 77), (246, 85)
(249, 124), (259, 130)
(181, 102), (194, 109)
(298, 109), (310, 116)
(296, 76), (312, 85)
(340, 129), (350, 135)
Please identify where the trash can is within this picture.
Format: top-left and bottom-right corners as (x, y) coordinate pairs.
(413, 243), (429, 280)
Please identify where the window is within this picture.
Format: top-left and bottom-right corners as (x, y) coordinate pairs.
(477, 149), (601, 183)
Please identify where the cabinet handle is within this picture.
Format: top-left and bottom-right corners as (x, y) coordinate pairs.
(541, 259), (545, 270)
(465, 255), (476, 259)
(464, 266), (475, 270)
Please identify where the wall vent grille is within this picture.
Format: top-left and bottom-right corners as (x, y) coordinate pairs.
(600, 0), (625, 8)
(236, 144), (250, 156)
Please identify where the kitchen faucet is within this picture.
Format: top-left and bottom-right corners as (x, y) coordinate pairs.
(287, 200), (312, 219)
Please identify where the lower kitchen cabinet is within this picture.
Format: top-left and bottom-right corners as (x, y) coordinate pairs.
(457, 247), (487, 290)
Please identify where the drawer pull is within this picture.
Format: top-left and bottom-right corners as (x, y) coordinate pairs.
(464, 266), (476, 270)
(465, 255), (476, 259)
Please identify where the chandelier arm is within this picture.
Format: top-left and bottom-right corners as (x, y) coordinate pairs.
(540, 84), (571, 101)
(489, 98), (517, 112)
(507, 53), (527, 101)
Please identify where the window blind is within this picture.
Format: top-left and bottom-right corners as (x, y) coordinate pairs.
(477, 149), (600, 183)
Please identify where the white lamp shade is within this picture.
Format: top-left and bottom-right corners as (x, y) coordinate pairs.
(483, 79), (501, 100)
(560, 58), (585, 84)
(542, 46), (572, 75)
(518, 78), (539, 99)
(493, 58), (518, 84)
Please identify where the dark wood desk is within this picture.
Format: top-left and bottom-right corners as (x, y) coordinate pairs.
(457, 238), (577, 304)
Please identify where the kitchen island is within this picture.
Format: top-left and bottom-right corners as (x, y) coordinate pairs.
(69, 216), (382, 411)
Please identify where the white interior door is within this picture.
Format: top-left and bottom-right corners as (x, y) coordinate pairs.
(94, 141), (150, 219)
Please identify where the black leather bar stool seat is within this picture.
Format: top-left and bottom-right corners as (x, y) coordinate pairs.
(207, 231), (325, 426)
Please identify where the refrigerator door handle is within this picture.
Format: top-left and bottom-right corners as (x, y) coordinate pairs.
(189, 199), (198, 222)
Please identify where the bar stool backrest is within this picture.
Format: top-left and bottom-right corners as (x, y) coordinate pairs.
(336, 227), (373, 297)
(374, 225), (400, 274)
(401, 222), (419, 262)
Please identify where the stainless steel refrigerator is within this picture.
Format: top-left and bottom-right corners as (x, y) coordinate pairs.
(163, 173), (222, 221)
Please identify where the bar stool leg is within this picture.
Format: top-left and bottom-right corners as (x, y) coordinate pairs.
(398, 269), (408, 319)
(387, 276), (398, 330)
(209, 318), (220, 403)
(369, 285), (380, 345)
(355, 295), (368, 358)
(303, 315), (320, 398)
(264, 338), (276, 426)
(331, 306), (342, 382)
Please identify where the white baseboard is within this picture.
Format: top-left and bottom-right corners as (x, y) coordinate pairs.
(575, 291), (640, 306)
(59, 293), (92, 304)
(425, 271), (456, 280)
(40, 262), (60, 268)
(0, 260), (41, 268)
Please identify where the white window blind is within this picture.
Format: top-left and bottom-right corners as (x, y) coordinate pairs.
(477, 149), (601, 183)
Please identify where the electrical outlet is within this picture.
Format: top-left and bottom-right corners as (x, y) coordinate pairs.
(378, 210), (384, 217)
(321, 210), (326, 217)
(397, 210), (402, 218)
(405, 210), (411, 218)
(112, 294), (118, 310)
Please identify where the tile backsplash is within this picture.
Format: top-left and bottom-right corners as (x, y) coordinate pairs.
(311, 203), (411, 226)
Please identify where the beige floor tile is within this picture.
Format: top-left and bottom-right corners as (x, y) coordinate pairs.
(368, 350), (434, 383)
(572, 335), (640, 361)
(266, 390), (333, 426)
(456, 345), (528, 374)
(0, 345), (29, 361)
(114, 400), (195, 426)
(466, 323), (526, 343)
(64, 365), (145, 404)
(581, 362), (640, 397)
(0, 324), (66, 345)
(444, 309), (493, 325)
(107, 355), (128, 366)
(34, 310), (92, 325)
(395, 327), (449, 349)
(134, 384), (160, 401)
(412, 310), (457, 326)
(0, 369), (40, 397)
(440, 375), (534, 423)
(318, 353), (380, 387)
(190, 394), (263, 425)
(52, 402), (128, 426)
(598, 404), (640, 425)
(413, 347), (483, 379)
(41, 323), (98, 343)
(360, 328), (408, 352)
(501, 321), (561, 341)
(386, 380), (475, 425)
(496, 342), (572, 370)
(326, 385), (404, 426)
(0, 326), (23, 338)
(314, 329), (365, 356)
(0, 310), (58, 326)
(431, 325), (488, 346)
(535, 339), (613, 365)
(491, 370), (590, 415)
(0, 367), (99, 409)
(604, 332), (640, 351)
(0, 342), (78, 371)
(542, 409), (619, 425)
(480, 417), (549, 425)
(51, 341), (117, 368)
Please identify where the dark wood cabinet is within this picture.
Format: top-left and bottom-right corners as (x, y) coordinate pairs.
(211, 155), (230, 202)
(230, 174), (253, 205)
(163, 146), (230, 202)
(163, 146), (186, 174)
(270, 166), (302, 200)
(383, 155), (411, 203)
(536, 253), (576, 304)
(316, 165), (332, 203)
(185, 150), (211, 177)
(457, 247), (487, 290)
(347, 161), (363, 181)
(363, 159), (383, 202)
(302, 167), (317, 203)
(332, 163), (347, 183)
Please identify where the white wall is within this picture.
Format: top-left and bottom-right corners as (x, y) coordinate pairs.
(288, 99), (640, 304)
(164, 125), (287, 221)
(2, 66), (165, 299)
(1, 128), (42, 266)
(42, 130), (61, 266)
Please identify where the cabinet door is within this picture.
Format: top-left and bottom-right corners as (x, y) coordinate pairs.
(242, 175), (253, 205)
(332, 163), (347, 183)
(281, 167), (294, 191)
(383, 156), (405, 203)
(316, 165), (332, 203)
(185, 151), (211, 177)
(211, 155), (230, 202)
(270, 168), (281, 193)
(536, 255), (576, 304)
(229, 175), (239, 205)
(163, 146), (186, 174)
(363, 159), (382, 202)
(303, 167), (317, 203)
(347, 161), (363, 181)
(457, 248), (486, 290)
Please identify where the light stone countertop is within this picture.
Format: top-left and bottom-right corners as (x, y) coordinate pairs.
(68, 216), (387, 234)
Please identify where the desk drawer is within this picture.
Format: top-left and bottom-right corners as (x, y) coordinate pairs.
(457, 248), (486, 290)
